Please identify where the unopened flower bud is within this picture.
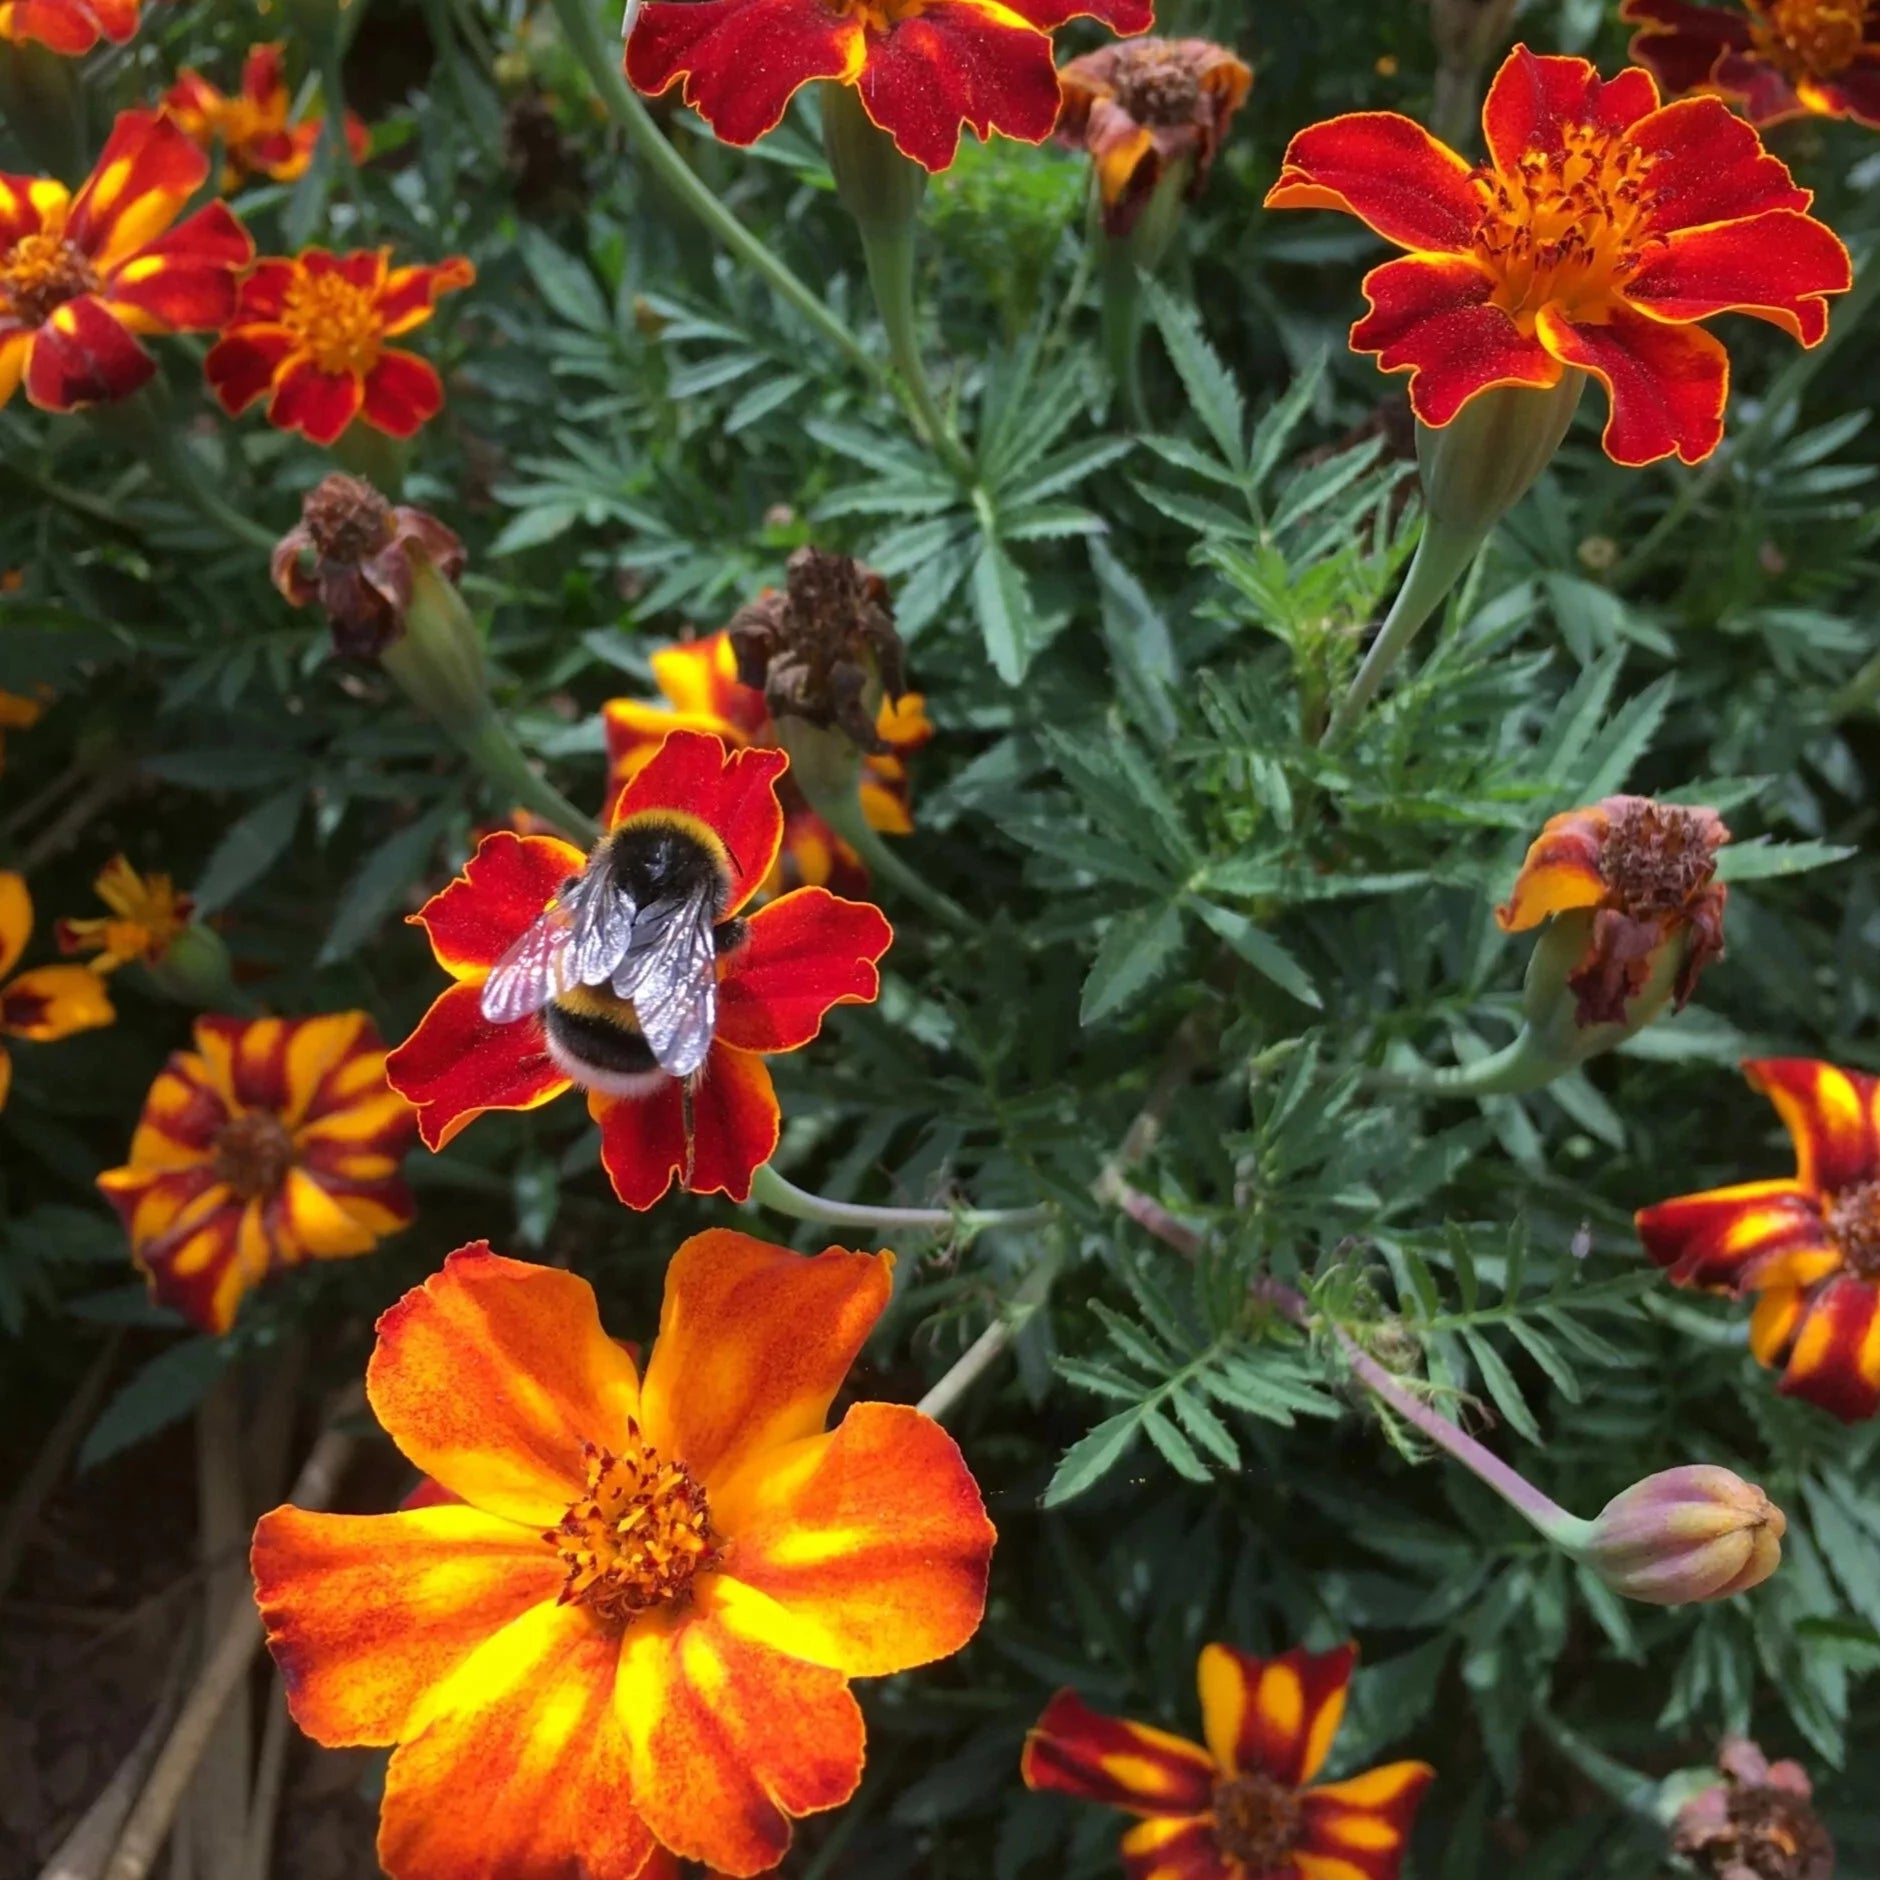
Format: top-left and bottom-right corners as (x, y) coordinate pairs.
(142, 921), (238, 1008)
(1574, 1466), (1785, 1606)
(1671, 1737), (1834, 1880)
(1416, 372), (1586, 554)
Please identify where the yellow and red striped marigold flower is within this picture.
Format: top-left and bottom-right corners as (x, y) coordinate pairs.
(0, 111), (253, 412)
(1637, 1058), (1880, 1422)
(602, 631), (932, 899)
(1262, 44), (1851, 466)
(163, 43), (371, 189)
(1022, 1641), (1432, 1880)
(1055, 37), (1253, 238)
(625, 0), (1153, 174)
(55, 854), (192, 973)
(251, 1234), (995, 1879)
(385, 729), (893, 1210)
(0, 870), (113, 1113)
(1624, 0), (1880, 130)
(1496, 794), (1729, 1026)
(97, 1012), (416, 1334)
(205, 247), (474, 446)
(0, 0), (135, 55)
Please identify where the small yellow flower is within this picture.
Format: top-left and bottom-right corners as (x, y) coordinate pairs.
(56, 855), (193, 973)
(0, 871), (114, 1112)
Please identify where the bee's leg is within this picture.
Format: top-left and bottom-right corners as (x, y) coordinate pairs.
(680, 1076), (697, 1187)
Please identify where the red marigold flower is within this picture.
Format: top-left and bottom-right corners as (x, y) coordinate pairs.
(55, 854), (193, 973)
(205, 246), (475, 446)
(0, 111), (253, 412)
(1495, 794), (1730, 1026)
(386, 728), (893, 1209)
(0, 870), (113, 1113)
(1055, 37), (1253, 237)
(0, 0), (135, 55)
(625, 0), (1154, 174)
(1263, 44), (1852, 466)
(1022, 1640), (1432, 1880)
(164, 43), (371, 189)
(1624, 0), (1880, 130)
(603, 632), (932, 899)
(1637, 1058), (1880, 1423)
(251, 1235), (994, 1878)
(97, 1011), (416, 1334)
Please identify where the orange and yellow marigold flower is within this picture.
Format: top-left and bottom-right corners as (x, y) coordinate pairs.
(1638, 1058), (1880, 1422)
(205, 246), (474, 446)
(386, 729), (893, 1210)
(56, 854), (193, 973)
(163, 43), (371, 189)
(0, 111), (253, 412)
(1623, 0), (1880, 130)
(626, 0), (1153, 173)
(0, 870), (113, 1113)
(0, 0), (135, 54)
(251, 1234), (994, 1879)
(1022, 1641), (1432, 1880)
(98, 1011), (415, 1334)
(1263, 45), (1851, 466)
(603, 631), (932, 899)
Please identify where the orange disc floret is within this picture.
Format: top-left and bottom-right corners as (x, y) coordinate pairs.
(1637, 1057), (1880, 1422)
(55, 855), (192, 973)
(250, 1234), (995, 1878)
(1022, 1640), (1433, 1880)
(0, 0), (135, 55)
(164, 43), (372, 190)
(0, 112), (254, 413)
(385, 729), (893, 1210)
(1623, 0), (1880, 131)
(1262, 44), (1852, 466)
(205, 246), (474, 446)
(97, 1012), (416, 1334)
(626, 0), (1153, 174)
(0, 870), (113, 1114)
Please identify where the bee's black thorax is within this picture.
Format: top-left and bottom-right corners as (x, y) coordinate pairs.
(604, 819), (734, 919)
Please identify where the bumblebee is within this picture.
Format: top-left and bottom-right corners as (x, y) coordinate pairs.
(480, 815), (746, 1097)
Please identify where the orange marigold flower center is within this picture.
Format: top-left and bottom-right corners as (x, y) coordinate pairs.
(1, 231), (101, 330)
(282, 271), (386, 376)
(548, 1432), (719, 1626)
(212, 1110), (297, 1200)
(1471, 121), (1662, 323)
(1748, 0), (1868, 81)
(1598, 799), (1723, 917)
(1825, 1180), (1880, 1279)
(1211, 1771), (1302, 1868)
(1108, 40), (1207, 125)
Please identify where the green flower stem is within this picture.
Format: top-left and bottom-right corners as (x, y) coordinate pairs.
(106, 395), (279, 555)
(1098, 244), (1149, 432)
(748, 1161), (1051, 1236)
(916, 1254), (1060, 1425)
(1367, 1023), (1568, 1098)
(547, 0), (878, 384)
(447, 705), (601, 845)
(1532, 1710), (1666, 1824)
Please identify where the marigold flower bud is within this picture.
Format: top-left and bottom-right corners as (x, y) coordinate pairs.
(1415, 372), (1586, 556)
(1574, 1465), (1785, 1606)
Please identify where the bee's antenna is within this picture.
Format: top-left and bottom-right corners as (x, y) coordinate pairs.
(680, 1076), (697, 1187)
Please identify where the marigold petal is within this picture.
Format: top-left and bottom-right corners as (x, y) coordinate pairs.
(1812, 65), (1880, 129)
(23, 297), (154, 410)
(1020, 1689), (1217, 1817)
(1626, 211), (1848, 347)
(715, 888), (890, 1054)
(1533, 302), (1727, 467)
(1350, 254), (1559, 427)
(1263, 112), (1479, 254)
(590, 1041), (779, 1207)
(0, 1045), (10, 1112)
(205, 329), (296, 419)
(1118, 1813), (1235, 1880)
(1636, 1179), (1835, 1291)
(1628, 96), (1811, 233)
(1713, 50), (1813, 123)
(1494, 809), (1610, 931)
(1745, 1057), (1880, 1194)
(251, 1502), (562, 1746)
(654, 632), (765, 730)
(1197, 1641), (1355, 1788)
(0, 331), (29, 409)
(615, 1606), (862, 1875)
(1779, 1274), (1880, 1423)
(100, 201), (250, 330)
(0, 962), (114, 1040)
(1481, 46), (1656, 179)
(0, 0), (136, 53)
(1750, 1284), (1807, 1365)
(232, 256), (297, 321)
(0, 871), (29, 982)
(1622, 0), (1750, 92)
(1298, 1761), (1434, 1880)
(360, 349), (445, 437)
(418, 830), (589, 981)
(66, 111), (209, 270)
(266, 356), (364, 446)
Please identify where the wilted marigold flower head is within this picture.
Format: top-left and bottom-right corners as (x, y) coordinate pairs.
(1671, 1737), (1835, 1880)
(1263, 45), (1851, 466)
(0, 871), (113, 1113)
(1056, 37), (1253, 238)
(164, 43), (372, 190)
(56, 856), (193, 974)
(0, 0), (135, 55)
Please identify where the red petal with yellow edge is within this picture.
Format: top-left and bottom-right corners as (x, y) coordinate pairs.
(100, 201), (251, 330)
(251, 1502), (563, 1747)
(1119, 1815), (1234, 1880)
(413, 829), (587, 981)
(126, 1194), (258, 1334)
(591, 1041), (779, 1207)
(1020, 1688), (1217, 1816)
(1532, 303), (1727, 468)
(1622, 0), (1751, 94)
(1298, 1761), (1436, 1880)
(615, 1606), (863, 1875)
(1628, 96), (1810, 234)
(380, 1598), (654, 1880)
(0, 963), (114, 1039)
(267, 356), (365, 446)
(1349, 255), (1559, 428)
(1744, 1057), (1880, 1195)
(1263, 112), (1479, 254)
(361, 350), (445, 437)
(65, 111), (209, 270)
(0, 871), (31, 981)
(611, 730), (787, 917)
(1197, 1641), (1355, 1789)
(1003, 0), (1150, 26)
(376, 256), (476, 335)
(1635, 1179), (1836, 1292)
(1481, 47), (1657, 178)
(854, 3), (1064, 173)
(716, 888), (891, 1054)
(1779, 1274), (1880, 1423)
(1625, 211), (1849, 347)
(0, 329), (29, 408)
(1801, 64), (1880, 130)
(638, 1228), (891, 1493)
(24, 298), (154, 409)
(0, 175), (63, 249)
(627, 0), (862, 150)
(385, 983), (568, 1151)
(367, 1242), (643, 1525)
(708, 1401), (992, 1676)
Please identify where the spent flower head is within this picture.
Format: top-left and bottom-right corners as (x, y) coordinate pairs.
(1671, 1737), (1835, 1880)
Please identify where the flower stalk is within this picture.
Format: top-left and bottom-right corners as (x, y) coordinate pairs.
(103, 391), (279, 556)
(748, 1161), (1052, 1236)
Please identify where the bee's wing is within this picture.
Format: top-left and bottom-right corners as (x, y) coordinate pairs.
(479, 904), (579, 1024)
(612, 885), (719, 1079)
(563, 856), (637, 988)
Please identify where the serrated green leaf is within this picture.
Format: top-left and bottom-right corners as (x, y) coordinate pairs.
(1189, 900), (1321, 1008)
(1080, 901), (1185, 1025)
(1042, 1411), (1142, 1506)
(971, 537), (1040, 684)
(1141, 1406), (1212, 1481)
(80, 1337), (228, 1470)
